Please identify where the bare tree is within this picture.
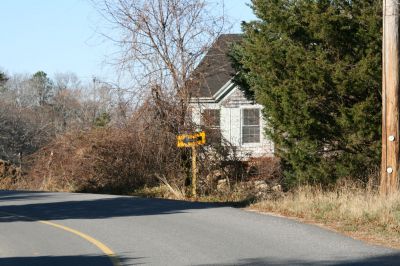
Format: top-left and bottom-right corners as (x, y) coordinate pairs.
(54, 72), (81, 92)
(5, 74), (35, 108)
(0, 101), (53, 164)
(95, 0), (228, 131)
(0, 71), (114, 163)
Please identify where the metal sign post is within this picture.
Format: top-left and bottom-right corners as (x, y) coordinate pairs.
(177, 131), (206, 197)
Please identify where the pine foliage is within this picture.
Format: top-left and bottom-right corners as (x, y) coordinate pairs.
(232, 0), (382, 186)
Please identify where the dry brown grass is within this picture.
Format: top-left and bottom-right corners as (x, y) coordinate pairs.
(250, 182), (400, 249)
(133, 180), (267, 205)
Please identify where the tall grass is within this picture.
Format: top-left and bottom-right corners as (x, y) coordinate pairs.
(251, 182), (400, 248)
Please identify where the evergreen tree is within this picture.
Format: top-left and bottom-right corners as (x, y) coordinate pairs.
(0, 72), (8, 92)
(94, 112), (111, 127)
(232, 0), (382, 186)
(31, 71), (54, 106)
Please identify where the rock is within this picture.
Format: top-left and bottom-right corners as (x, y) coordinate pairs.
(217, 179), (228, 191)
(206, 170), (223, 183)
(271, 184), (282, 192)
(254, 180), (266, 186)
(257, 183), (269, 190)
(254, 180), (269, 190)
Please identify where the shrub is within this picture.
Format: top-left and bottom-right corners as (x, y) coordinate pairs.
(232, 0), (382, 186)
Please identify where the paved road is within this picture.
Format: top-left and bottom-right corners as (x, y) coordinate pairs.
(0, 191), (399, 266)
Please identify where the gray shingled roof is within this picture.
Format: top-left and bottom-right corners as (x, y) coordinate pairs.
(190, 34), (242, 98)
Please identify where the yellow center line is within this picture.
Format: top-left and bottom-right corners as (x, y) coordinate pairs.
(0, 211), (121, 266)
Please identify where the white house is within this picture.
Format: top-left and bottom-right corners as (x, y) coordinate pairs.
(189, 34), (274, 159)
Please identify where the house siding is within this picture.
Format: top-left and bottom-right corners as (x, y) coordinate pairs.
(190, 86), (274, 159)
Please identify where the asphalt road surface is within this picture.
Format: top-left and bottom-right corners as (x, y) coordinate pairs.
(0, 190), (399, 266)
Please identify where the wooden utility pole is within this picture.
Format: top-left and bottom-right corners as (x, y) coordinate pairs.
(381, 0), (400, 195)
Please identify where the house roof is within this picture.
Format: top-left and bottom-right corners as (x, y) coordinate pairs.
(190, 34), (242, 98)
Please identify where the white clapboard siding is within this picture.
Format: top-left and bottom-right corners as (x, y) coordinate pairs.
(190, 85), (274, 159)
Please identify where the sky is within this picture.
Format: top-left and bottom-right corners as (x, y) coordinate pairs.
(0, 0), (256, 85)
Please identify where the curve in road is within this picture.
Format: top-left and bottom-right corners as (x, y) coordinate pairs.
(0, 190), (399, 266)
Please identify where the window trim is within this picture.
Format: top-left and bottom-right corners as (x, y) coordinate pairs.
(241, 107), (261, 145)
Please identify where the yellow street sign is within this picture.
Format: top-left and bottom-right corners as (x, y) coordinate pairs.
(177, 131), (206, 148)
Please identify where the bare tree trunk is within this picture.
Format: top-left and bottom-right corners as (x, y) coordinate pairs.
(94, 0), (228, 132)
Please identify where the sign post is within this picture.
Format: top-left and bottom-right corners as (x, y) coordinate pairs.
(191, 145), (197, 197)
(177, 131), (206, 197)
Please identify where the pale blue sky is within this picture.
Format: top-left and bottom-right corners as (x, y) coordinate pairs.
(0, 0), (256, 84)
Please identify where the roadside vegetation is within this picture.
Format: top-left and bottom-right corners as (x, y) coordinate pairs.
(250, 181), (400, 249)
(231, 0), (382, 186)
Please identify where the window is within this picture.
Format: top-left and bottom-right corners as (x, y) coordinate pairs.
(201, 109), (221, 144)
(242, 108), (260, 143)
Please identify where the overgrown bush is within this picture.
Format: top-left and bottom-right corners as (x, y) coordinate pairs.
(28, 123), (186, 193)
(26, 123), (281, 197)
(0, 159), (26, 190)
(0, 101), (53, 164)
(26, 101), (251, 195)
